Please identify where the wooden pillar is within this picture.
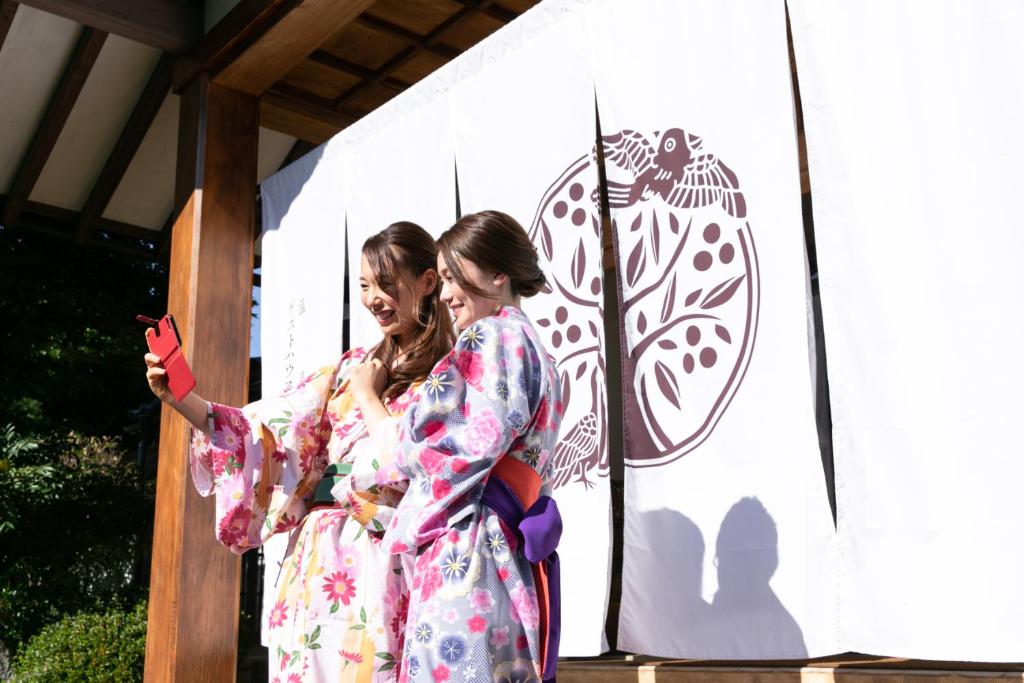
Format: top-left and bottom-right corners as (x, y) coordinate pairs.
(144, 74), (258, 682)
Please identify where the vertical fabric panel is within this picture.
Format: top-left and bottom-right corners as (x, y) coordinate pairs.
(340, 88), (457, 350)
(592, 0), (838, 658)
(258, 144), (345, 645)
(789, 0), (1024, 661)
(260, 145), (345, 392)
(451, 0), (611, 655)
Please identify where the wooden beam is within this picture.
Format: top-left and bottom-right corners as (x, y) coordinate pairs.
(449, 0), (520, 24)
(355, 14), (460, 60)
(0, 1), (18, 54)
(308, 49), (410, 93)
(1, 193), (162, 259)
(279, 138), (317, 171)
(144, 75), (258, 682)
(173, 0), (289, 92)
(334, 1), (494, 110)
(175, 0), (377, 96)
(1, 26), (106, 229)
(13, 0), (200, 54)
(76, 53), (173, 243)
(260, 87), (354, 143)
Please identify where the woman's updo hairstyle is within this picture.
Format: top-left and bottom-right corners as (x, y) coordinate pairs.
(436, 210), (547, 299)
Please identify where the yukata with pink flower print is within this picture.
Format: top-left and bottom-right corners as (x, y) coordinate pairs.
(355, 306), (563, 683)
(190, 347), (421, 683)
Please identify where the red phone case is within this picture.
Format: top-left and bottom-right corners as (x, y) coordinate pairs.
(145, 315), (196, 402)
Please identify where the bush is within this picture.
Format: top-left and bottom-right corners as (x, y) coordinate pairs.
(0, 429), (152, 652)
(11, 601), (147, 682)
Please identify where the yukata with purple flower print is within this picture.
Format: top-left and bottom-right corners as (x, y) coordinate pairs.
(351, 306), (563, 683)
(190, 347), (420, 682)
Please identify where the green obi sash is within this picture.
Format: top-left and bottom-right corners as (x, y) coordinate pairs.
(311, 462), (352, 506)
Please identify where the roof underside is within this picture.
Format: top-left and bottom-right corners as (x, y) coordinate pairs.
(0, 0), (538, 260)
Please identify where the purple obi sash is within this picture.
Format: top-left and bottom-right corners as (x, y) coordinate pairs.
(482, 457), (562, 683)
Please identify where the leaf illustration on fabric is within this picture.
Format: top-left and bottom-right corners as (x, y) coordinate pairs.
(700, 275), (745, 309)
(651, 211), (661, 264)
(715, 325), (732, 344)
(630, 213), (643, 232)
(660, 274), (677, 323)
(591, 214), (601, 238)
(637, 312), (647, 334)
(654, 360), (681, 410)
(571, 238), (586, 289)
(560, 369), (572, 412)
(669, 213), (680, 234)
(626, 240), (646, 288)
(540, 219), (554, 260)
(685, 288), (702, 306)
(657, 339), (678, 350)
(575, 363), (587, 380)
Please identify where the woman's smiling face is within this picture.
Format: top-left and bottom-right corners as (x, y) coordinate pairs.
(437, 251), (505, 331)
(359, 252), (422, 342)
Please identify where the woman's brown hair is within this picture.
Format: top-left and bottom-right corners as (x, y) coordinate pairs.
(362, 222), (455, 401)
(436, 210), (547, 299)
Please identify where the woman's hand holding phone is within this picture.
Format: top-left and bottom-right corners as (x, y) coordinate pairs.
(143, 352), (210, 433)
(145, 352), (175, 403)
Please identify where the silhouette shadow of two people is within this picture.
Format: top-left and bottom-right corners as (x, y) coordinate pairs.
(626, 497), (807, 658)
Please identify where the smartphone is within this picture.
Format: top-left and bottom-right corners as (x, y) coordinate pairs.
(140, 314), (197, 402)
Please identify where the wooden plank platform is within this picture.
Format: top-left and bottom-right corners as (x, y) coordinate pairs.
(557, 655), (1024, 683)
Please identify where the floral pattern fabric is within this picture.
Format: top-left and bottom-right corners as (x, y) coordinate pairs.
(375, 307), (563, 683)
(191, 347), (420, 682)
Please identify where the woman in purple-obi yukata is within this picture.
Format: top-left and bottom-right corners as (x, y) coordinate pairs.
(341, 210), (565, 683)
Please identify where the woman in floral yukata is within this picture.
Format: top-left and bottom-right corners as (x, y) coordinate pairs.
(343, 211), (565, 683)
(144, 222), (455, 682)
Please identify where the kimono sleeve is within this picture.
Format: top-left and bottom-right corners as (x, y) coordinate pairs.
(386, 318), (540, 552)
(189, 353), (356, 553)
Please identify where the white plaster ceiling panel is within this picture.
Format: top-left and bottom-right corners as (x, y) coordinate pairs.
(103, 93), (178, 231)
(258, 127), (297, 183)
(30, 35), (161, 210)
(0, 7), (79, 194)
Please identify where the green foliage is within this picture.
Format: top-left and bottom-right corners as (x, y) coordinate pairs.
(10, 601), (147, 682)
(0, 428), (152, 652)
(0, 226), (167, 435)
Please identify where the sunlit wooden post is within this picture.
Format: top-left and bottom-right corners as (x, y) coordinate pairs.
(144, 73), (258, 682)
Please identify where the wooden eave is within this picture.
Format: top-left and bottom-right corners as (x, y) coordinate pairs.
(0, 0), (538, 262)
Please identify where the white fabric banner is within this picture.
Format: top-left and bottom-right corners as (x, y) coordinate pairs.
(592, 0), (838, 658)
(260, 146), (346, 392)
(339, 83), (457, 350)
(450, 0), (611, 656)
(789, 0), (1024, 661)
(258, 143), (346, 644)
